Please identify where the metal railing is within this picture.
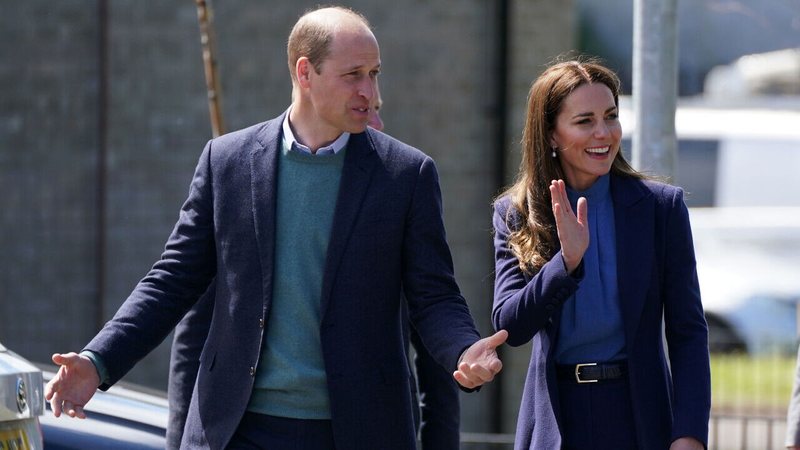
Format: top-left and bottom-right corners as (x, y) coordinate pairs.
(709, 413), (787, 450)
(460, 414), (789, 450)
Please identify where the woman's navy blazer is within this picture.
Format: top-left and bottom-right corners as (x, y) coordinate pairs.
(493, 174), (711, 450)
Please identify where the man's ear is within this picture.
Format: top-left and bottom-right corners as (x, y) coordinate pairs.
(296, 57), (312, 88)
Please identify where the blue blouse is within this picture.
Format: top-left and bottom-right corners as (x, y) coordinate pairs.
(555, 174), (627, 364)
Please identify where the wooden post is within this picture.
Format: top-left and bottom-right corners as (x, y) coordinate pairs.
(195, 0), (225, 137)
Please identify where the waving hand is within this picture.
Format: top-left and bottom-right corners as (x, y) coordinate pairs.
(549, 179), (589, 273)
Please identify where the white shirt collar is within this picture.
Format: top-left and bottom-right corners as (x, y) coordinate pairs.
(282, 108), (350, 156)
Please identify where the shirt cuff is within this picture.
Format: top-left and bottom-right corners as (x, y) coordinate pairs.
(80, 350), (109, 386)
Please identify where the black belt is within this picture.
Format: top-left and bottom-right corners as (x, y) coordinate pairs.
(556, 361), (627, 384)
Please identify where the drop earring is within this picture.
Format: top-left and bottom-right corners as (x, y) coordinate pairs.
(551, 147), (557, 158)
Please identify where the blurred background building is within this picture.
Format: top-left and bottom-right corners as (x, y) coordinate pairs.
(2, 0), (799, 442)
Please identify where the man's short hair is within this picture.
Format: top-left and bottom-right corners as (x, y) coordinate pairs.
(287, 6), (371, 82)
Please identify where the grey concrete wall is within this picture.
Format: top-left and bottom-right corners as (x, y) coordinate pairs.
(1, 2), (102, 363)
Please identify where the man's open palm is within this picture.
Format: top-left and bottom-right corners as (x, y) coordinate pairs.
(44, 352), (100, 419)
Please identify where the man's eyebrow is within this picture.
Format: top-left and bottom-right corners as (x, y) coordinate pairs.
(341, 62), (381, 72)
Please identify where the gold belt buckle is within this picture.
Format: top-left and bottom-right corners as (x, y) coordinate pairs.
(575, 362), (598, 383)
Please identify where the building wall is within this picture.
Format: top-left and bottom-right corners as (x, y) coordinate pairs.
(1, 2), (102, 364)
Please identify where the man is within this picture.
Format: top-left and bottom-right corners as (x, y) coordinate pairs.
(166, 97), (462, 449)
(46, 6), (505, 450)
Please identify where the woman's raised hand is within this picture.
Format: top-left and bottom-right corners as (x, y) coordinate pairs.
(549, 179), (589, 273)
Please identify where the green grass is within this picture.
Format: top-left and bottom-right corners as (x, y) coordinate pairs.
(710, 352), (796, 415)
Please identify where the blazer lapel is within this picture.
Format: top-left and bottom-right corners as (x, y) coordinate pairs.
(612, 175), (655, 343)
(319, 131), (378, 315)
(250, 115), (284, 309)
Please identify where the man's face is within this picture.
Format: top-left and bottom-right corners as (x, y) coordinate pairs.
(307, 26), (381, 137)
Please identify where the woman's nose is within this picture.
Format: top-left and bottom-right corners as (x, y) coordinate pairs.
(594, 121), (611, 138)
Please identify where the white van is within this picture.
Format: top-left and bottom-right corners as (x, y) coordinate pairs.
(618, 95), (800, 208)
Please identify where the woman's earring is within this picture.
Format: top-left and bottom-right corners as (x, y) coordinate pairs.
(551, 147), (557, 158)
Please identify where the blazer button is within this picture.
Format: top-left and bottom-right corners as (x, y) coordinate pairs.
(258, 318), (264, 328)
(249, 366), (255, 376)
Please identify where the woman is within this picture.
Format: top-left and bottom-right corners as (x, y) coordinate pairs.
(492, 59), (710, 449)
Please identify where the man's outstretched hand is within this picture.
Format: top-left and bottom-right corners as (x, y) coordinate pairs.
(453, 330), (508, 389)
(44, 352), (100, 419)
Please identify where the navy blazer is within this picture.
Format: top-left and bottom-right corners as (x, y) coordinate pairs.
(492, 175), (710, 450)
(166, 282), (214, 450)
(166, 285), (461, 450)
(85, 112), (480, 449)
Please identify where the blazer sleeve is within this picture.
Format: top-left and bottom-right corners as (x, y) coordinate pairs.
(661, 187), (711, 446)
(401, 156), (481, 373)
(85, 140), (218, 388)
(491, 197), (583, 347)
(166, 279), (216, 450)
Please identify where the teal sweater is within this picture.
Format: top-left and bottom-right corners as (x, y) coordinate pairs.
(247, 142), (345, 419)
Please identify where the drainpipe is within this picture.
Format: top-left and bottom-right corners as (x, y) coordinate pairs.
(492, 0), (510, 435)
(95, 0), (109, 329)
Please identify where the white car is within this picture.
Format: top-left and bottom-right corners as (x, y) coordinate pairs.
(690, 206), (800, 355)
(0, 342), (44, 450)
(618, 95), (800, 209)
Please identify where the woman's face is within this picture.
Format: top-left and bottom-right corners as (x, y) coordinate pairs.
(550, 82), (621, 191)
